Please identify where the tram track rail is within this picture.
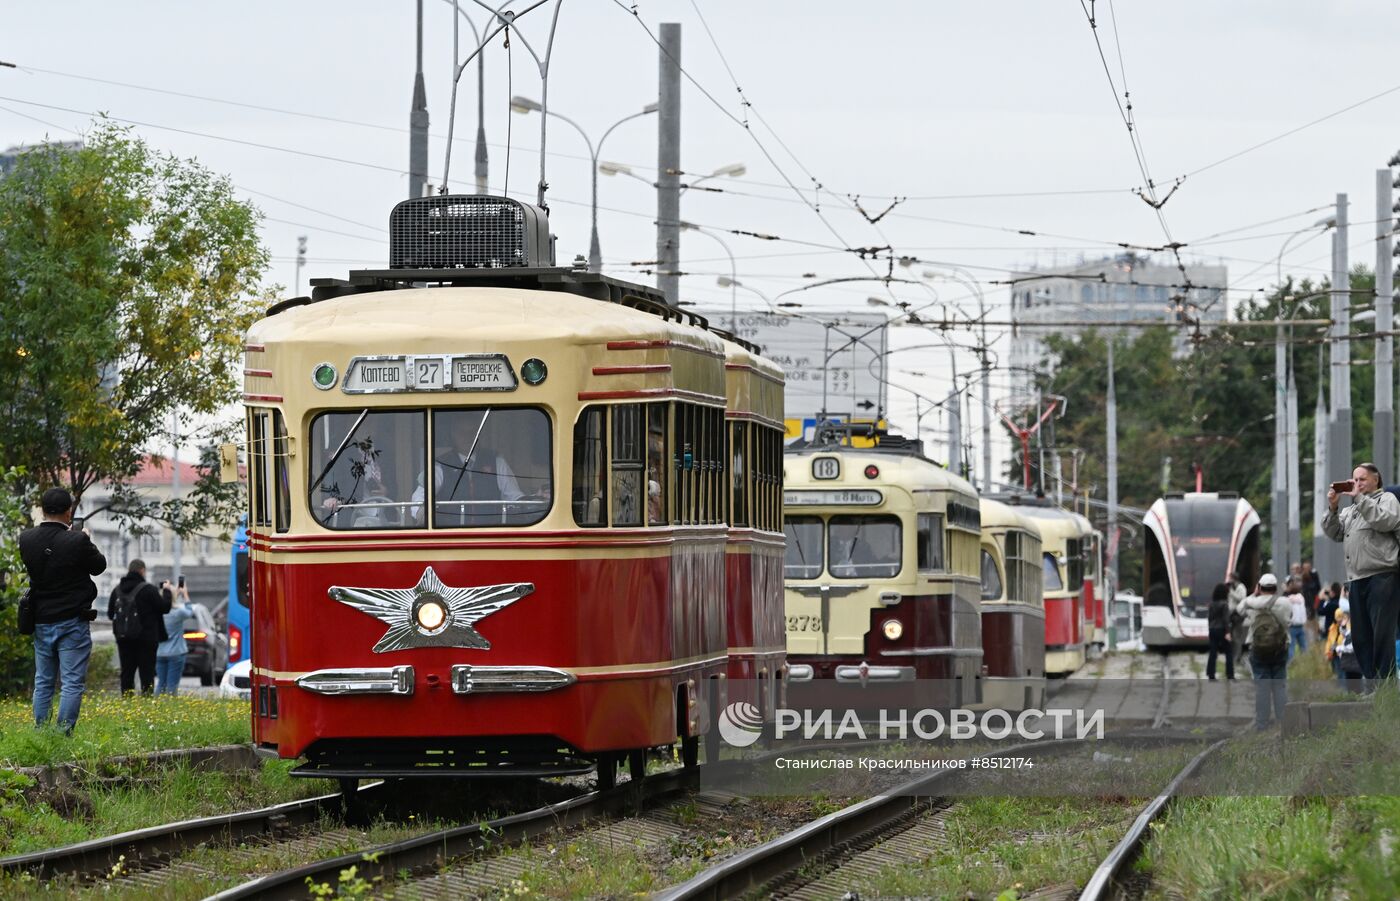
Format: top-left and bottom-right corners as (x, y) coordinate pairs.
(1077, 738), (1227, 901)
(207, 767), (699, 901)
(656, 733), (1220, 901)
(0, 782), (384, 883)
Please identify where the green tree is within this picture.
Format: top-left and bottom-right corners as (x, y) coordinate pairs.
(0, 123), (271, 537)
(1019, 266), (1377, 591)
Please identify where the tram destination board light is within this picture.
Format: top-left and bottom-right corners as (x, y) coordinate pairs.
(312, 362), (337, 390)
(521, 358), (548, 385)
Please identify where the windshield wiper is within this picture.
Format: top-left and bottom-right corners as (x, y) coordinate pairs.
(309, 409), (369, 498)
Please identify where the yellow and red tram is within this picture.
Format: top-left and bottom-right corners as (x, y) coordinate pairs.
(781, 428), (984, 706)
(1011, 502), (1098, 676)
(240, 195), (781, 781)
(975, 499), (1046, 710)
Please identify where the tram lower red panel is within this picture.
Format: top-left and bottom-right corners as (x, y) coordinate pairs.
(724, 537), (785, 714)
(1043, 595), (1082, 649)
(250, 543), (727, 759)
(980, 606), (1047, 680)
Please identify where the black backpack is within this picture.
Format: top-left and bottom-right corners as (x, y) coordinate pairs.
(112, 586), (142, 641)
(1251, 604), (1289, 660)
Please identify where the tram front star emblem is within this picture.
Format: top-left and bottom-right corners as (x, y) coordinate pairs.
(328, 567), (534, 653)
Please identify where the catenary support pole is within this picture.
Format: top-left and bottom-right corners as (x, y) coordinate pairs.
(1106, 337), (1118, 598)
(1273, 294), (1289, 574)
(1323, 193), (1350, 586)
(656, 23), (682, 306)
(1286, 364), (1301, 570)
(1376, 170), (1395, 482)
(1313, 346), (1329, 568)
(409, 0), (430, 199)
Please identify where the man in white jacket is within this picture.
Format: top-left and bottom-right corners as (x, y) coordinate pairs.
(1240, 574), (1291, 730)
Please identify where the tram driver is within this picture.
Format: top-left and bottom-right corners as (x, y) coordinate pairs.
(412, 413), (524, 526)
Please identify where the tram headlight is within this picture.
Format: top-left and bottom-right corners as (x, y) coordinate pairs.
(521, 357), (548, 385)
(882, 618), (903, 641)
(413, 597), (449, 634)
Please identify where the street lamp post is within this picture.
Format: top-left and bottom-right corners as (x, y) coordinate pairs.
(512, 97), (657, 272)
(1274, 217), (1334, 575)
(444, 0), (490, 193)
(680, 223), (737, 327)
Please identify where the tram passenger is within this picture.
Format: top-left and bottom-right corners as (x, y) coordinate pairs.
(1321, 462), (1400, 686)
(412, 414), (524, 526)
(1205, 582), (1234, 681)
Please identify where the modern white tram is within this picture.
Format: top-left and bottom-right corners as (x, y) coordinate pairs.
(1141, 491), (1261, 648)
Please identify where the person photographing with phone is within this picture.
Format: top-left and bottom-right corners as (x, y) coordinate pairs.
(1320, 462), (1400, 688)
(18, 488), (107, 734)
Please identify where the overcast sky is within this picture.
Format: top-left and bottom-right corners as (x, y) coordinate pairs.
(3, 1), (1397, 475)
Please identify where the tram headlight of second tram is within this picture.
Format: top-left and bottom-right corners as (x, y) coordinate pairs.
(882, 618), (903, 641)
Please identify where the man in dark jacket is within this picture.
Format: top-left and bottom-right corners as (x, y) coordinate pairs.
(108, 559), (171, 695)
(19, 488), (107, 733)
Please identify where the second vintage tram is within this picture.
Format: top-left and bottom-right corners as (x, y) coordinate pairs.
(976, 499), (1046, 710)
(240, 194), (784, 783)
(1141, 491), (1261, 648)
(1010, 501), (1100, 676)
(782, 426), (985, 707)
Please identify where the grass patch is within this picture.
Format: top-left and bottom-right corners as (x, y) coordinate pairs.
(0, 816), (443, 900)
(0, 759), (324, 856)
(0, 692), (250, 768)
(1144, 795), (1400, 899)
(1287, 641), (1334, 682)
(1142, 690), (1400, 898)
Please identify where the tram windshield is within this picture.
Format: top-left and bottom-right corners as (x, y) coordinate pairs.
(308, 407), (552, 529)
(1164, 498), (1235, 616)
(828, 515), (902, 579)
(784, 516), (824, 579)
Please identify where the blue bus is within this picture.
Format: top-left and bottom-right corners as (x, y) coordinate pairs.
(227, 517), (250, 664)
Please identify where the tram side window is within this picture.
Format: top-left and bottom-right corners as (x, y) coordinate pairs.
(272, 411), (291, 533)
(980, 550), (1003, 601)
(248, 411), (269, 528)
(573, 407), (607, 527)
(610, 405), (644, 526)
(309, 410), (426, 530)
(1066, 538), (1085, 591)
(784, 516), (824, 579)
(647, 403), (668, 526)
(1005, 531), (1042, 604)
(916, 513), (945, 572)
(729, 421), (750, 528)
(829, 515), (902, 579)
(1043, 552), (1064, 591)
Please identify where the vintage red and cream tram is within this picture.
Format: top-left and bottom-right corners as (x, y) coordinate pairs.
(975, 499), (1046, 710)
(781, 427), (984, 706)
(717, 335), (787, 721)
(240, 195), (782, 783)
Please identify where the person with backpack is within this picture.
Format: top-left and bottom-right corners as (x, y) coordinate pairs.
(107, 560), (171, 695)
(1205, 582), (1235, 681)
(1322, 462), (1400, 689)
(1241, 573), (1291, 730)
(18, 488), (107, 734)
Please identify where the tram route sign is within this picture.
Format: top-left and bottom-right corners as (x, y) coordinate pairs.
(342, 354), (518, 393)
(702, 310), (888, 425)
